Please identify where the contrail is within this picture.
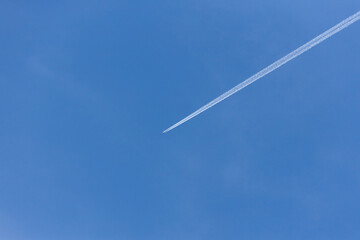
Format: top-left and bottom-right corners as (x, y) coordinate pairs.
(163, 11), (360, 133)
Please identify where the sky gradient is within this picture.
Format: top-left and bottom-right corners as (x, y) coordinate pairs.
(1, 1), (360, 239)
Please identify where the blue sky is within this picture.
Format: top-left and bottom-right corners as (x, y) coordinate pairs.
(1, 1), (360, 239)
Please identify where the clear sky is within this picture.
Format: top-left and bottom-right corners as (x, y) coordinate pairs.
(1, 1), (360, 239)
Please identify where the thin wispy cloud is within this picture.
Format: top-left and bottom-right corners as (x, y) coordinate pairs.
(164, 11), (360, 133)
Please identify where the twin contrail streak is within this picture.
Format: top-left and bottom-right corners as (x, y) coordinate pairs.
(163, 11), (360, 133)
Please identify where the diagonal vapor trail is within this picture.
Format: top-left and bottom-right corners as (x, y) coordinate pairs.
(163, 11), (360, 133)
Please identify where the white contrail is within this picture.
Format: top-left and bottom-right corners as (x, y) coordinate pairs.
(163, 11), (360, 133)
